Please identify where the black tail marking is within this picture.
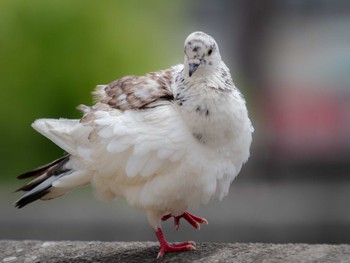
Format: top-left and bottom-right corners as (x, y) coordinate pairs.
(17, 155), (69, 179)
(15, 155), (71, 208)
(14, 187), (51, 209)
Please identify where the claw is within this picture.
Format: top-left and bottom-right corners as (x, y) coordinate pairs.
(155, 211), (207, 257)
(154, 227), (196, 258)
(161, 211), (208, 231)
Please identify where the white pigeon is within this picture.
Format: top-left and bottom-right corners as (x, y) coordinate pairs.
(15, 31), (253, 258)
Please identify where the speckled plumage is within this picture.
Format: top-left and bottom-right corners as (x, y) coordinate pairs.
(15, 32), (253, 258)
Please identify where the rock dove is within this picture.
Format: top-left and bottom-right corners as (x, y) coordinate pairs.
(15, 31), (253, 258)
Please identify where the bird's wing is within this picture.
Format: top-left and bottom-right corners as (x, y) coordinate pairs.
(89, 65), (181, 111)
(28, 65), (190, 179)
(18, 65), (191, 204)
(76, 65), (194, 179)
(90, 104), (192, 178)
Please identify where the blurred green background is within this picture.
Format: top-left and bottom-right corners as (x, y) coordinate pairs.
(0, 0), (187, 180)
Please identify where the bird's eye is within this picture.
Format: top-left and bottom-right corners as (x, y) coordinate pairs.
(207, 49), (213, 56)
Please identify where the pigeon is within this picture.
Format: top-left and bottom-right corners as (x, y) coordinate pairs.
(15, 31), (253, 258)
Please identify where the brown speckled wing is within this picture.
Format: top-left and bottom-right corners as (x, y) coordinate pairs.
(94, 68), (175, 111)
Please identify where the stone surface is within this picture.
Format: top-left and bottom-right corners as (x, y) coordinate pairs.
(4, 181), (350, 244)
(1, 241), (350, 263)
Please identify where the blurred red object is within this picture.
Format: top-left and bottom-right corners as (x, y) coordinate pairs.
(263, 84), (350, 160)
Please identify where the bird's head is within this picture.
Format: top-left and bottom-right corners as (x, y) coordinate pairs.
(183, 31), (221, 78)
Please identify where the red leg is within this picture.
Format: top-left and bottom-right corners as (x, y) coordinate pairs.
(154, 227), (196, 259)
(162, 211), (208, 231)
(161, 213), (172, 221)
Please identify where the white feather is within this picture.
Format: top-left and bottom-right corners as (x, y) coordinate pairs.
(125, 154), (150, 177)
(106, 139), (131, 153)
(157, 148), (174, 160)
(32, 119), (80, 155)
(140, 153), (164, 177)
(52, 171), (90, 188)
(97, 126), (114, 138)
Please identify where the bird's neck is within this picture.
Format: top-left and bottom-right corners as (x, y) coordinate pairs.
(174, 71), (245, 147)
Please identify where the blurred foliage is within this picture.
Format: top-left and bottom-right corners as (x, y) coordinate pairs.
(0, 0), (188, 181)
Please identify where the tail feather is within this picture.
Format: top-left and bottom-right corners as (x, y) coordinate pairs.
(15, 187), (51, 209)
(32, 119), (81, 155)
(17, 155), (69, 180)
(15, 173), (50, 192)
(15, 155), (72, 208)
(15, 118), (93, 208)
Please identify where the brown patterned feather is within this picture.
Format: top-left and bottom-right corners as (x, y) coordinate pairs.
(93, 68), (175, 111)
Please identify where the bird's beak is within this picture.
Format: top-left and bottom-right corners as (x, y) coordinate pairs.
(188, 59), (200, 77)
(189, 63), (199, 77)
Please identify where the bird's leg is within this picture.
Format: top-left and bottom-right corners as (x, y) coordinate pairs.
(161, 211), (208, 231)
(154, 227), (196, 259)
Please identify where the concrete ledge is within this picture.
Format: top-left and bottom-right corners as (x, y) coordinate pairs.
(1, 241), (350, 263)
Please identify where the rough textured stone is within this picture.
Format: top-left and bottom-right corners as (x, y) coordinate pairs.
(1, 241), (350, 263)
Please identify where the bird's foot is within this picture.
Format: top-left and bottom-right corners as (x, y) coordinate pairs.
(155, 227), (196, 259)
(161, 211), (208, 231)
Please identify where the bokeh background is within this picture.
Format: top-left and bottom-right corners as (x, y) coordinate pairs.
(1, 0), (350, 244)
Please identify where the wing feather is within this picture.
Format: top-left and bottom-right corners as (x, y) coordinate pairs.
(91, 66), (181, 111)
(157, 148), (174, 160)
(140, 153), (164, 177)
(125, 154), (151, 177)
(106, 139), (131, 153)
(91, 103), (190, 179)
